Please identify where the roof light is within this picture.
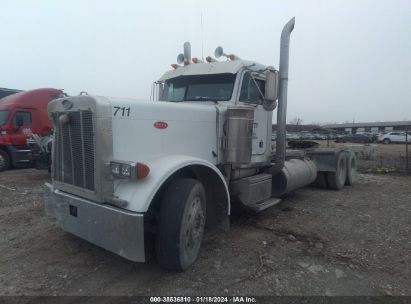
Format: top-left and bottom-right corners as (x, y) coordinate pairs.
(206, 56), (217, 63)
(228, 54), (240, 61)
(192, 57), (204, 63)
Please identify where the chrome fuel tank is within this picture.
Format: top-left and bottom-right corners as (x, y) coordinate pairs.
(223, 106), (254, 164)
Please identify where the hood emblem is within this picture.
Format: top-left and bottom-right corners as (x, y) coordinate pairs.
(154, 121), (168, 129)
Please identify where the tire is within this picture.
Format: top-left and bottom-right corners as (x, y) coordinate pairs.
(157, 178), (206, 271)
(345, 152), (357, 186)
(0, 149), (10, 172)
(327, 152), (347, 190)
(383, 138), (391, 144)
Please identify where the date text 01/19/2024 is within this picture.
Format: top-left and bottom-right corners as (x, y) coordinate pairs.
(149, 296), (257, 303)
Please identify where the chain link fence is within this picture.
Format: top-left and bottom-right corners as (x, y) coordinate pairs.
(355, 144), (411, 173)
(318, 141), (411, 173)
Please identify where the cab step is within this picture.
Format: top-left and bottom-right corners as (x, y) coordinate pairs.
(253, 197), (282, 212)
(230, 173), (282, 212)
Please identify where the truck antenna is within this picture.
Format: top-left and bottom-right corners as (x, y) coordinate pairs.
(201, 12), (204, 61)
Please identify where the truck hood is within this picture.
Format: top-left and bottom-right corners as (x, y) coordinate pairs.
(110, 98), (218, 164)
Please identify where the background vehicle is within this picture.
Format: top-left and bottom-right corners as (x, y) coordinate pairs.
(45, 18), (357, 271)
(27, 133), (53, 171)
(378, 131), (411, 144)
(0, 88), (63, 171)
(286, 133), (301, 140)
(335, 134), (372, 143)
(312, 133), (327, 140)
(300, 133), (316, 140)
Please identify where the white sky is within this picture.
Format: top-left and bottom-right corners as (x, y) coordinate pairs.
(1, 0), (410, 124)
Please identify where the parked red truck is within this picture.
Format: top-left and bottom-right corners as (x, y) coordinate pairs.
(0, 88), (63, 171)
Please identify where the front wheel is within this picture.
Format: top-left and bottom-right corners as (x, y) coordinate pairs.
(0, 150), (10, 172)
(157, 178), (206, 271)
(383, 138), (391, 144)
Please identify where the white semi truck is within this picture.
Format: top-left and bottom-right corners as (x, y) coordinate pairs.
(45, 18), (356, 271)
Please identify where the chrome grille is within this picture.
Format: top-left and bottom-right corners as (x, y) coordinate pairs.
(52, 110), (95, 191)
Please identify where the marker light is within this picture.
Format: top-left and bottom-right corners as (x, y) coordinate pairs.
(136, 162), (150, 180)
(171, 64), (178, 69)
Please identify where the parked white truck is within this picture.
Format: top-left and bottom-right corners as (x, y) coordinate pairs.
(45, 18), (356, 271)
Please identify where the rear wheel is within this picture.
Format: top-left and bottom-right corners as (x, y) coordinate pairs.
(0, 150), (10, 172)
(157, 178), (206, 271)
(327, 152), (347, 190)
(383, 138), (391, 144)
(345, 153), (357, 186)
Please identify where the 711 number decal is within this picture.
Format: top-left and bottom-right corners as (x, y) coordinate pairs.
(113, 106), (131, 117)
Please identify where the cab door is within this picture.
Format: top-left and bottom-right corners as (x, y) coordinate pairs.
(11, 110), (33, 146)
(238, 71), (269, 156)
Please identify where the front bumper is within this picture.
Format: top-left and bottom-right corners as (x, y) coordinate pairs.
(7, 145), (32, 166)
(44, 183), (145, 262)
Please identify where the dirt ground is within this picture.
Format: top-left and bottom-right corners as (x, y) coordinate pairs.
(0, 168), (410, 296)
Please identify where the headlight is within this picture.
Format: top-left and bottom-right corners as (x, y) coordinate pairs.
(110, 161), (150, 180)
(111, 162), (121, 175)
(121, 165), (131, 177)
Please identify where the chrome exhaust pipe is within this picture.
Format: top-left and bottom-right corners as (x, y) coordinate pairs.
(184, 42), (191, 65)
(273, 17), (295, 173)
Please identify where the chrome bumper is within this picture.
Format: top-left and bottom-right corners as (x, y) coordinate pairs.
(44, 183), (145, 262)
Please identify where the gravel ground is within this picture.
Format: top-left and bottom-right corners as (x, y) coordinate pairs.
(0, 169), (410, 296)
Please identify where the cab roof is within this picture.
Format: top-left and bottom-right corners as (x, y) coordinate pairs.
(0, 88), (63, 107)
(158, 59), (269, 81)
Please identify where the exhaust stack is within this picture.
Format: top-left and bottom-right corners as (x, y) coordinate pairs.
(272, 17), (295, 173)
(183, 42), (191, 65)
(176, 42), (192, 66)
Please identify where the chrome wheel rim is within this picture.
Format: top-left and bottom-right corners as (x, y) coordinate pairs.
(182, 196), (205, 254)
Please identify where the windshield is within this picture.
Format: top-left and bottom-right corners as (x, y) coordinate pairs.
(161, 73), (236, 102)
(0, 110), (9, 125)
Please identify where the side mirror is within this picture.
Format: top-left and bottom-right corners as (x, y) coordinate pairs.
(13, 115), (24, 132)
(263, 68), (279, 111)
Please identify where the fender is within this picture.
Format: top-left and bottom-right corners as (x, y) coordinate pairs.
(112, 154), (230, 214)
